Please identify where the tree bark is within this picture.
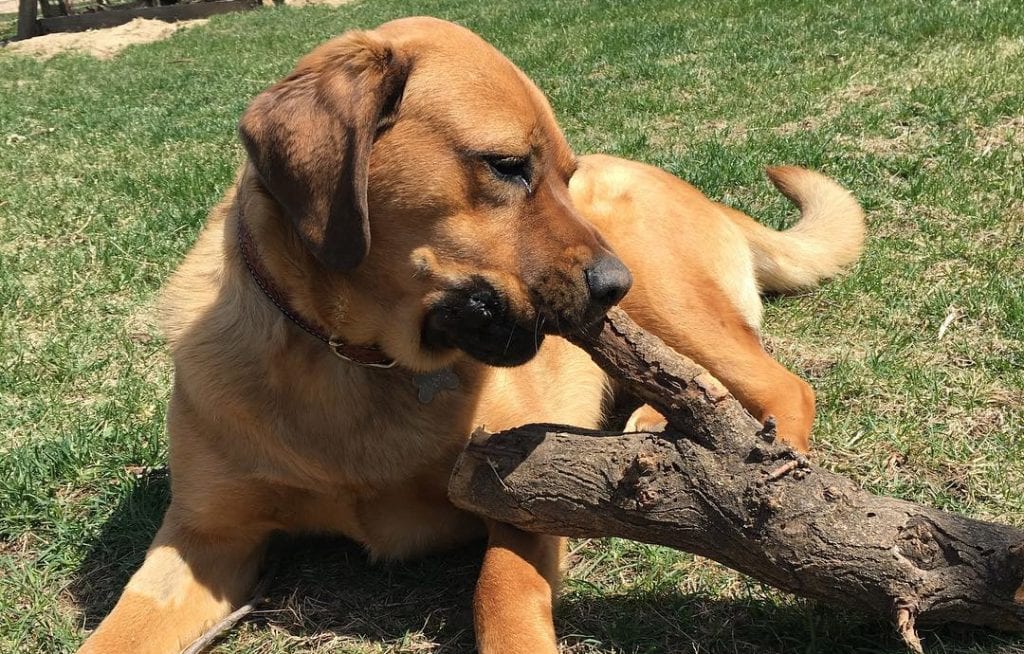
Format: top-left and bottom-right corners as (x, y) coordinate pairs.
(447, 308), (1024, 651)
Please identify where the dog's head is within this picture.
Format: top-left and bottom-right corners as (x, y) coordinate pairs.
(239, 17), (630, 371)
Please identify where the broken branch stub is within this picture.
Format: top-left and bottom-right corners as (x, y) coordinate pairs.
(448, 307), (1024, 648)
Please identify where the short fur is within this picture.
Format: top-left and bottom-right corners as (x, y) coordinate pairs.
(78, 17), (864, 654)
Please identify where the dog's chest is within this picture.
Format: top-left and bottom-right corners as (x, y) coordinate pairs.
(251, 363), (484, 490)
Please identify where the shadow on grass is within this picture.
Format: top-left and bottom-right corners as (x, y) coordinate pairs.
(252, 535), (482, 651)
(69, 470), (1024, 653)
(558, 591), (1024, 654)
(65, 468), (481, 647)
(70, 467), (172, 629)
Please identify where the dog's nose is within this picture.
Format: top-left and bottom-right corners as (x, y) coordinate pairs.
(585, 255), (632, 308)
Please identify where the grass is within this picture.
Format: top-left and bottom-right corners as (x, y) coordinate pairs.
(1, 0), (1023, 652)
(0, 14), (14, 44)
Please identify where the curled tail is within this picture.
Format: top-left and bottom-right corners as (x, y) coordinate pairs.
(726, 166), (866, 294)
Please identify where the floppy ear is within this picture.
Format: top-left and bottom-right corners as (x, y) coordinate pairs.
(238, 31), (410, 270)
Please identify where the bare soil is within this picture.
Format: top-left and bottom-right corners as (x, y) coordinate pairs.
(6, 17), (207, 59)
(5, 0), (358, 59)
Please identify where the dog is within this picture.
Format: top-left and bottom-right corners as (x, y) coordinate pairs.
(77, 16), (864, 654)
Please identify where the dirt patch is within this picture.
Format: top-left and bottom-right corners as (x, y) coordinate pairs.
(698, 118), (748, 145)
(836, 121), (935, 157)
(774, 83), (880, 136)
(995, 36), (1024, 60)
(761, 334), (865, 381)
(6, 17), (207, 60)
(4, 0), (359, 59)
(974, 115), (1024, 155)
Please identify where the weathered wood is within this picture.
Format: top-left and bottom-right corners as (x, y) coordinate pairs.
(16, 0), (41, 41)
(38, 0), (69, 20)
(448, 307), (1024, 650)
(35, 0), (258, 36)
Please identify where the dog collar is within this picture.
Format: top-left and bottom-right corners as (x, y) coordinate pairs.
(236, 210), (397, 369)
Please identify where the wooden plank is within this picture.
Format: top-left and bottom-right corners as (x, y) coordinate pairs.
(38, 0), (68, 19)
(15, 0), (41, 41)
(37, 0), (259, 35)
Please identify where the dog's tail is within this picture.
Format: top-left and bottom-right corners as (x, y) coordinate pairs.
(726, 166), (866, 294)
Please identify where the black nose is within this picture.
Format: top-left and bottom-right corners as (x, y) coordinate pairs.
(585, 255), (632, 308)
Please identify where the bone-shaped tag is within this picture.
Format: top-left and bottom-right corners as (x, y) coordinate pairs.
(412, 368), (460, 404)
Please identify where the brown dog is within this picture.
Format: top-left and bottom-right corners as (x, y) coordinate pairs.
(77, 16), (864, 654)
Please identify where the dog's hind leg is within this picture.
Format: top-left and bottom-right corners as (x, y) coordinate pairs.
(76, 504), (271, 654)
(474, 520), (563, 654)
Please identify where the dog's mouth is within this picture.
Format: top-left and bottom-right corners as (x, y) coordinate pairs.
(421, 278), (543, 367)
(421, 270), (628, 367)
(421, 277), (549, 367)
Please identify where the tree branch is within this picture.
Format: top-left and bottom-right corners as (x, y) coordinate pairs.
(448, 308), (1024, 647)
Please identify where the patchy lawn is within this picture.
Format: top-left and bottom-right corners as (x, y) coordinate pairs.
(1, 1), (1022, 652)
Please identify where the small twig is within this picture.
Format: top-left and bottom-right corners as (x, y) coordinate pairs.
(765, 455), (810, 482)
(181, 556), (280, 654)
(765, 459), (800, 482)
(937, 306), (960, 341)
(896, 602), (924, 654)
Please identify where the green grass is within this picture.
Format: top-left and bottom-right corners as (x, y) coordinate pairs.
(2, 0), (1023, 652)
(0, 14), (14, 43)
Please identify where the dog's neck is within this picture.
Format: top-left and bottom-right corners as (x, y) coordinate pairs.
(235, 205), (397, 369)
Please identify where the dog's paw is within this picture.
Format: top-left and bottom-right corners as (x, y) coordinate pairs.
(624, 404), (668, 433)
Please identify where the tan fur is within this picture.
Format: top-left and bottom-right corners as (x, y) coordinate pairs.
(728, 165), (866, 293)
(77, 17), (864, 654)
(570, 155), (865, 443)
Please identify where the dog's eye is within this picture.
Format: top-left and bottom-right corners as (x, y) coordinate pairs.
(484, 155), (532, 191)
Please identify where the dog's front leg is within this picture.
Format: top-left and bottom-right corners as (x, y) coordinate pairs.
(77, 509), (268, 654)
(474, 520), (564, 654)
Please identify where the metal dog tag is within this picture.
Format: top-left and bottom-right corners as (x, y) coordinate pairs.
(412, 368), (460, 404)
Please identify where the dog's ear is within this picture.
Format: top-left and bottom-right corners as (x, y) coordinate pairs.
(238, 31), (410, 270)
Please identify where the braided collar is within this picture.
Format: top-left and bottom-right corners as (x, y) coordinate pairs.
(236, 210), (396, 369)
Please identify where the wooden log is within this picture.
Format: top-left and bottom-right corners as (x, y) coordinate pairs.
(38, 0), (68, 20)
(16, 0), (41, 41)
(35, 0), (259, 36)
(448, 308), (1024, 651)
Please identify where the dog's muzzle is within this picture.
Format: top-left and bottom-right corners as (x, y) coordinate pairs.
(422, 277), (544, 367)
(422, 255), (632, 368)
